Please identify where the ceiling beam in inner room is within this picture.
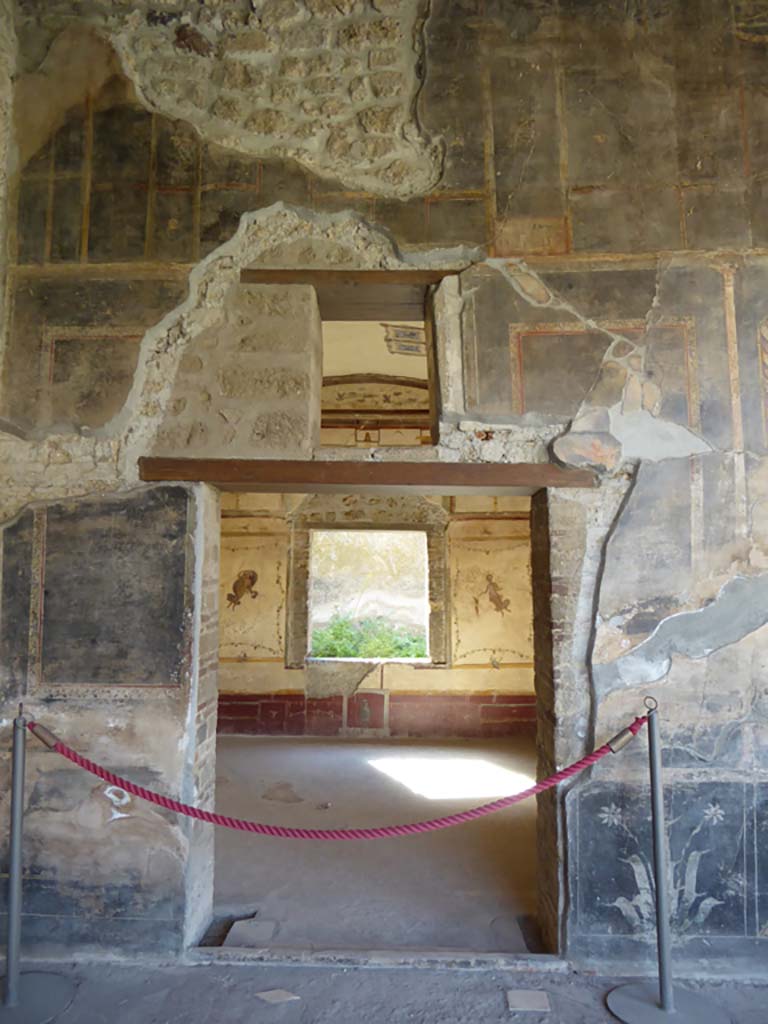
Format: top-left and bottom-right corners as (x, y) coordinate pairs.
(138, 458), (597, 494)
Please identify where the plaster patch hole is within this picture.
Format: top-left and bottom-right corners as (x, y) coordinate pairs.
(104, 785), (131, 821)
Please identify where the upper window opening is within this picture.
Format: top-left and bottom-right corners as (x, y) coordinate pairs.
(321, 319), (430, 448)
(308, 529), (429, 661)
(314, 275), (437, 448)
(238, 269), (455, 450)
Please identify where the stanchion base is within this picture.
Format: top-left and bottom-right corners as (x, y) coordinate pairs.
(0, 971), (76, 1023)
(607, 981), (731, 1023)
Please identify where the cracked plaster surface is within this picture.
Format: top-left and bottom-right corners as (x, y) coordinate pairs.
(13, 0), (442, 197)
(526, 477), (636, 766)
(489, 259), (716, 470)
(2, 204), (765, 723)
(3, 1), (767, 967)
(605, 405), (711, 461)
(486, 259), (768, 717)
(305, 660), (377, 698)
(3, 211), (762, 718)
(596, 614), (768, 779)
(1, 63), (765, 739)
(593, 572), (768, 696)
(0, 204), (470, 525)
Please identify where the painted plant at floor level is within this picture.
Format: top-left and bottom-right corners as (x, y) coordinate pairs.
(599, 798), (743, 934)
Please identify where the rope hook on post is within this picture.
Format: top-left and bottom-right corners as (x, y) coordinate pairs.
(27, 713), (648, 841)
(606, 697), (731, 1024)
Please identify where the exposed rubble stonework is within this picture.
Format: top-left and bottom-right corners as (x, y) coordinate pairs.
(1, 0), (767, 973)
(0, 203), (470, 522)
(12, 0), (441, 196)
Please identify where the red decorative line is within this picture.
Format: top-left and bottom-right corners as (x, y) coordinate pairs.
(27, 717), (646, 842)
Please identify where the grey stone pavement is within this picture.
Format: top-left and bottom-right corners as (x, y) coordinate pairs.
(13, 961), (768, 1024)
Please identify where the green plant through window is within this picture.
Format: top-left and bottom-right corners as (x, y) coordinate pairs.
(308, 530), (429, 660)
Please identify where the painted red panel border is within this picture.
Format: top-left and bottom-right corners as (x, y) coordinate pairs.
(217, 692), (536, 739)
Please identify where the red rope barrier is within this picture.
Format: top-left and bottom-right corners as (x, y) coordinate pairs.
(27, 716), (646, 841)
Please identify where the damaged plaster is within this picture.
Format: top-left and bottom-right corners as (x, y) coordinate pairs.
(305, 660), (377, 698)
(13, 4), (442, 196)
(0, 205), (470, 525)
(485, 258), (717, 470)
(10, 25), (120, 173)
(594, 572), (768, 695)
(4, 0), (768, 968)
(605, 404), (712, 462)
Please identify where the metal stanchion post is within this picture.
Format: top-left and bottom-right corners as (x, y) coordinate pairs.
(1, 705), (75, 1023)
(648, 699), (674, 1012)
(3, 707), (25, 1008)
(606, 698), (730, 1024)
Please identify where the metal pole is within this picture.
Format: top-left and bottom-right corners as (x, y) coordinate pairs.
(0, 712), (76, 1023)
(646, 700), (674, 1012)
(3, 705), (26, 1009)
(606, 699), (731, 1023)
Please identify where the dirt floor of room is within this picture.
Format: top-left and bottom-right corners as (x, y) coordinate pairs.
(212, 735), (539, 954)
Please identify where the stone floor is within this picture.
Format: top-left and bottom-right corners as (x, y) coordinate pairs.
(12, 961), (767, 1024)
(214, 735), (538, 953)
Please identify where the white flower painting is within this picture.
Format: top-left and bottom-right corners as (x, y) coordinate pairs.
(597, 791), (742, 935)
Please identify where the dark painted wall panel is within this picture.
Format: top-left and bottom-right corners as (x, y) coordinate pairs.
(0, 511), (34, 699)
(41, 488), (189, 686)
(2, 277), (187, 431)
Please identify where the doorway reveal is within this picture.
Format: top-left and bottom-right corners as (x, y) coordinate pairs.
(212, 492), (545, 956)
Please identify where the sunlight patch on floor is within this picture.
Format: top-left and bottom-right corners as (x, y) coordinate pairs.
(368, 757), (536, 800)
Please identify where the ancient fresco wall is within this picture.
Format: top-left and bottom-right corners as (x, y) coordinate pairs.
(0, 0), (13, 405)
(0, 485), (220, 953)
(12, 1), (440, 198)
(0, 0), (766, 969)
(217, 493), (535, 738)
(448, 516), (532, 669)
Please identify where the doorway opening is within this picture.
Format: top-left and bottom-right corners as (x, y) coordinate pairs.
(211, 491), (546, 956)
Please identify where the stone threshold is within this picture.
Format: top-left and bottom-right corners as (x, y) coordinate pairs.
(18, 951), (766, 984)
(187, 945), (568, 972)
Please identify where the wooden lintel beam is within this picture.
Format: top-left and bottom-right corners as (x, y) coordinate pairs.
(239, 269), (452, 286)
(239, 270), (452, 320)
(139, 458), (597, 494)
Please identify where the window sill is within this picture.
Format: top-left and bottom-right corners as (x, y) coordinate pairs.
(305, 657), (432, 666)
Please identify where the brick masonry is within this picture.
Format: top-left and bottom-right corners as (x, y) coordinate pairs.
(218, 691), (536, 739)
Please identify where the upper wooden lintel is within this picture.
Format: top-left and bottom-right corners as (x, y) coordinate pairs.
(139, 458), (597, 495)
(239, 268), (456, 321)
(239, 269), (453, 286)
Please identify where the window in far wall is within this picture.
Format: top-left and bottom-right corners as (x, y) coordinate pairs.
(308, 529), (430, 660)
